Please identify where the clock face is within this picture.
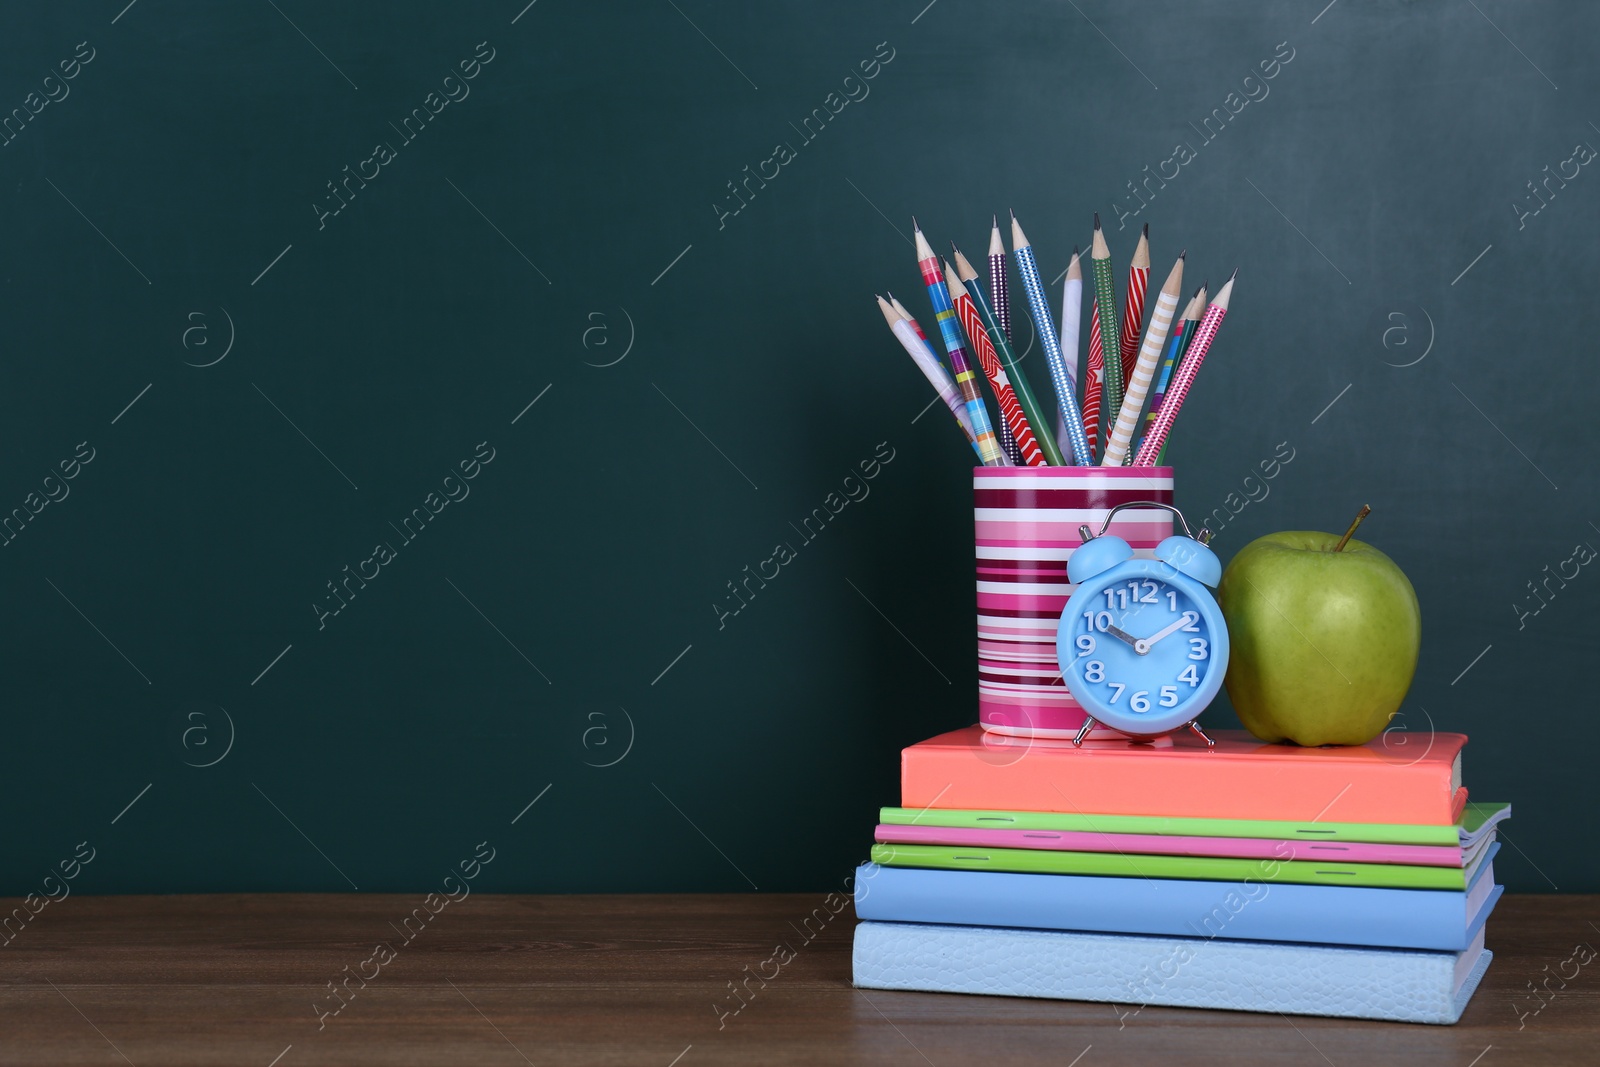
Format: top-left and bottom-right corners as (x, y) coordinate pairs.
(1066, 576), (1215, 720)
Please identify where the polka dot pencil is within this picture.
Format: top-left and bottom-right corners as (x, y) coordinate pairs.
(1133, 271), (1236, 466)
(1091, 214), (1125, 434)
(914, 221), (1008, 466)
(1102, 251), (1184, 466)
(1009, 211), (1092, 466)
(986, 217), (1021, 464)
(947, 253), (1046, 466)
(1117, 224), (1150, 388)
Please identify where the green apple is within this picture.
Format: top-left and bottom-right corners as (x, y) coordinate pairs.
(1216, 531), (1420, 746)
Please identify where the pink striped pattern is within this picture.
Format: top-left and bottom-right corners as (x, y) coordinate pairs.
(974, 466), (1174, 737)
(1133, 301), (1228, 465)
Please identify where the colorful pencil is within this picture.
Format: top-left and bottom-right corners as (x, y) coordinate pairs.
(1134, 272), (1236, 466)
(913, 222), (1008, 466)
(1091, 215), (1125, 434)
(877, 295), (980, 455)
(1117, 224), (1150, 388)
(984, 219), (1021, 463)
(951, 249), (1067, 466)
(945, 256), (1046, 466)
(1082, 290), (1105, 459)
(1010, 211), (1092, 466)
(1143, 282), (1205, 462)
(1102, 252), (1184, 466)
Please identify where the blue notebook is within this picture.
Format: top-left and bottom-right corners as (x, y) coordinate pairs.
(852, 858), (1501, 951)
(853, 921), (1492, 1025)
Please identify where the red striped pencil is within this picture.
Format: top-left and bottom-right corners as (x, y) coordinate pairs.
(1117, 224), (1150, 387)
(1133, 272), (1237, 466)
(1081, 295), (1105, 459)
(947, 253), (1046, 466)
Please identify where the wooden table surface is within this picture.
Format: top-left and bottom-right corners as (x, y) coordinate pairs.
(1, 893), (1595, 1066)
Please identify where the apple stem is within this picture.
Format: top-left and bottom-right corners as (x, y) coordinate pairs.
(1333, 504), (1372, 552)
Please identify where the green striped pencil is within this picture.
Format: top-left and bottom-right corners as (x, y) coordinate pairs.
(1090, 214), (1124, 436)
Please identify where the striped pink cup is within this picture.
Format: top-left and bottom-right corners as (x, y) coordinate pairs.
(974, 466), (1175, 737)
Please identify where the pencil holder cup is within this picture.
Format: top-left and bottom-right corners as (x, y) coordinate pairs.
(974, 465), (1175, 738)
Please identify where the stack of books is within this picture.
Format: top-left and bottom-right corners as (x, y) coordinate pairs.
(852, 726), (1508, 1024)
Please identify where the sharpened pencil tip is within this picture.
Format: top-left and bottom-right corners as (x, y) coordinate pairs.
(1009, 208), (1016, 221)
(1178, 249), (1186, 258)
(1093, 212), (1102, 230)
(1142, 222), (1149, 237)
(992, 214), (998, 227)
(911, 216), (920, 232)
(1072, 245), (1080, 255)
(1229, 267), (1239, 280)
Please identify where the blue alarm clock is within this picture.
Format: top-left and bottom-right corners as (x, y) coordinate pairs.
(1055, 502), (1229, 746)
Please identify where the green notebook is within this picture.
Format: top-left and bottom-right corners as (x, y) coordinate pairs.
(868, 839), (1499, 891)
(878, 802), (1510, 847)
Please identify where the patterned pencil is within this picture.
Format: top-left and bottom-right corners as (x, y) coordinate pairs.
(946, 253), (1046, 466)
(986, 217), (1021, 464)
(1010, 211), (1092, 466)
(1134, 272), (1237, 466)
(1091, 215), (1125, 435)
(1081, 290), (1105, 459)
(1154, 287), (1206, 466)
(877, 295), (980, 455)
(913, 222), (1008, 466)
(951, 248), (1066, 466)
(1117, 224), (1151, 387)
(1102, 252), (1184, 466)
(1143, 282), (1205, 463)
(1056, 247), (1085, 459)
(988, 216), (1012, 341)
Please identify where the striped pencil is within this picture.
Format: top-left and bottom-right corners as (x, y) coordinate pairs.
(1102, 252), (1184, 466)
(1082, 290), (1105, 459)
(913, 222), (1008, 466)
(1117, 224), (1151, 387)
(1010, 211), (1092, 466)
(877, 295), (980, 456)
(945, 256), (1046, 466)
(1134, 272), (1237, 466)
(1142, 282), (1205, 462)
(1091, 215), (1125, 434)
(1054, 248), (1085, 460)
(951, 248), (1066, 466)
(986, 217), (1021, 464)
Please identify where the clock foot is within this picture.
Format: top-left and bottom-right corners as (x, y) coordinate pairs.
(1072, 716), (1099, 748)
(1187, 721), (1216, 747)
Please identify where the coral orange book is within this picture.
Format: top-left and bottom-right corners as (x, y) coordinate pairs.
(901, 727), (1468, 825)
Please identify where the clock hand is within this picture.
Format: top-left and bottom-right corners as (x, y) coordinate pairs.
(1133, 615), (1192, 656)
(1102, 623), (1142, 649)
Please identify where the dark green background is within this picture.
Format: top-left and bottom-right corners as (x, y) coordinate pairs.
(0, 1), (1589, 896)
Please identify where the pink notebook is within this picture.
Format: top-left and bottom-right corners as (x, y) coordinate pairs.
(873, 823), (1491, 868)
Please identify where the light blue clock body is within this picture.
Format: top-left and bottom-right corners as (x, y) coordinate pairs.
(1055, 533), (1230, 739)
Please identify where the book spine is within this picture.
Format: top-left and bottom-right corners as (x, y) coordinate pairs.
(852, 864), (1482, 951)
(901, 750), (1462, 825)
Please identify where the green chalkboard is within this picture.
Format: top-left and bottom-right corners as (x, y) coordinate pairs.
(0, 1), (1591, 899)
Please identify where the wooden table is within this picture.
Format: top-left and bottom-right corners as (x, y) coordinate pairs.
(1, 893), (1594, 1065)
